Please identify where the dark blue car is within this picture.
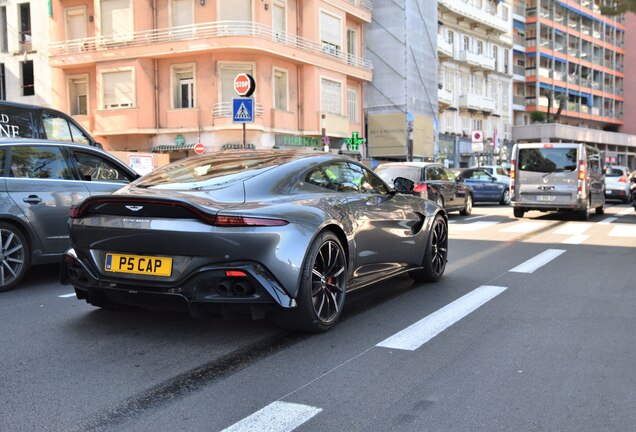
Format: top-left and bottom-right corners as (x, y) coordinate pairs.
(457, 168), (510, 205)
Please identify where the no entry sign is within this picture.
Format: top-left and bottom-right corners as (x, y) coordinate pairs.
(234, 73), (256, 97)
(194, 143), (205, 155)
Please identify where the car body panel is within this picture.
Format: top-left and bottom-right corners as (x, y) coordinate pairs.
(458, 168), (508, 203)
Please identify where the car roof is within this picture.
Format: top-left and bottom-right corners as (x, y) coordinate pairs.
(0, 138), (103, 152)
(376, 162), (439, 168)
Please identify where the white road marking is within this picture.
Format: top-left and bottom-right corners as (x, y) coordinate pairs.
(617, 208), (634, 216)
(448, 220), (457, 224)
(609, 225), (636, 238)
(500, 221), (548, 233)
(376, 285), (507, 351)
(562, 235), (590, 245)
(598, 217), (617, 224)
(450, 221), (499, 232)
(58, 293), (76, 298)
(465, 214), (490, 221)
(221, 401), (322, 432)
(509, 249), (566, 273)
(552, 223), (592, 236)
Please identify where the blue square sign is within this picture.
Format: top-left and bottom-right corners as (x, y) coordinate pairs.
(232, 97), (254, 123)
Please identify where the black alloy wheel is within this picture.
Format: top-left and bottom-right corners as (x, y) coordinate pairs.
(410, 213), (448, 283)
(0, 222), (30, 292)
(275, 232), (347, 333)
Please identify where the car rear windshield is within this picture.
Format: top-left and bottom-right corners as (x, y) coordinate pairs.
(375, 166), (421, 183)
(605, 168), (625, 177)
(136, 151), (301, 189)
(518, 148), (578, 173)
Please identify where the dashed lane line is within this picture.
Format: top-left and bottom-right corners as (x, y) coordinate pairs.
(500, 221), (548, 233)
(608, 225), (636, 238)
(598, 217), (617, 224)
(509, 249), (566, 274)
(376, 285), (508, 351)
(449, 221), (499, 232)
(58, 293), (76, 298)
(221, 401), (322, 432)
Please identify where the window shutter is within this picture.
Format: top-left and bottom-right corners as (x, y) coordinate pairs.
(101, 0), (132, 39)
(218, 0), (251, 21)
(220, 64), (253, 103)
(171, 0), (193, 27)
(321, 78), (341, 115)
(320, 12), (341, 47)
(103, 70), (133, 109)
(66, 8), (86, 40)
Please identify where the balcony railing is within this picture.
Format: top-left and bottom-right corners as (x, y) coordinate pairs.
(438, 87), (454, 107)
(439, 0), (509, 34)
(437, 34), (453, 58)
(49, 21), (373, 70)
(346, 0), (373, 11)
(213, 101), (264, 118)
(459, 93), (496, 112)
(513, 95), (526, 106)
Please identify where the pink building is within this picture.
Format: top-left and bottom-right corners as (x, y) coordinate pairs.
(48, 0), (372, 157)
(622, 13), (636, 135)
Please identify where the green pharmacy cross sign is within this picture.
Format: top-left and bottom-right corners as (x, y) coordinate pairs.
(344, 132), (364, 151)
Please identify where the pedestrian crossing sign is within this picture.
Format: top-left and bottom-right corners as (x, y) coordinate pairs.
(232, 97), (254, 123)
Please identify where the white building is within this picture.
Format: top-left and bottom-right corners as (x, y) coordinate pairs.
(0, 0), (52, 105)
(437, 0), (514, 166)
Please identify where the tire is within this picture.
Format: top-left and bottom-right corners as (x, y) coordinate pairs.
(0, 222), (30, 292)
(275, 231), (347, 333)
(595, 202), (605, 215)
(459, 194), (473, 216)
(577, 200), (591, 221)
(513, 208), (525, 218)
(500, 189), (511, 205)
(409, 213), (448, 283)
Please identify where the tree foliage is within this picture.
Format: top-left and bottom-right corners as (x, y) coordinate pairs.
(600, 0), (636, 15)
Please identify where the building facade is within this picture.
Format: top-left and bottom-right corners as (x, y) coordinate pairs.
(47, 0), (372, 155)
(620, 12), (635, 138)
(437, 0), (514, 168)
(0, 0), (52, 105)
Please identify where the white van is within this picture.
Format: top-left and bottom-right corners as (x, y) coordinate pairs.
(510, 142), (605, 220)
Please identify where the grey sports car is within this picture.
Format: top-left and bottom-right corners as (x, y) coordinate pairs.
(61, 150), (448, 332)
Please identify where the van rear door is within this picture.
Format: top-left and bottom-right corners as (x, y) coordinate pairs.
(515, 144), (580, 206)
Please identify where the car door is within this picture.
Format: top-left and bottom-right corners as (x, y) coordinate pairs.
(69, 148), (138, 195)
(424, 165), (452, 207)
(5, 145), (90, 255)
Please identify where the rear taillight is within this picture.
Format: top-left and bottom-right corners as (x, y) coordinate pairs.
(214, 215), (288, 227)
(618, 176), (627, 183)
(413, 183), (428, 193)
(578, 160), (586, 181)
(69, 205), (82, 219)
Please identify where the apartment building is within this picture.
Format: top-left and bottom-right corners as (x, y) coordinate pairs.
(0, 0), (52, 105)
(47, 0), (372, 155)
(437, 0), (514, 167)
(621, 13), (635, 137)
(511, 0), (635, 167)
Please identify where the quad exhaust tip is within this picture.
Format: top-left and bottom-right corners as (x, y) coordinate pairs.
(216, 279), (255, 297)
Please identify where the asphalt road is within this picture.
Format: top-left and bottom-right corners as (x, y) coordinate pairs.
(2, 203), (635, 432)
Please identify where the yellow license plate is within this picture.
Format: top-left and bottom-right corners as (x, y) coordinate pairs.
(105, 253), (172, 277)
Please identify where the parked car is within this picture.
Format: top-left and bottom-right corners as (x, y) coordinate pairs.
(457, 168), (511, 205)
(61, 151), (448, 333)
(509, 142), (605, 220)
(604, 165), (631, 203)
(374, 162), (473, 215)
(0, 100), (102, 148)
(471, 164), (510, 184)
(0, 140), (139, 291)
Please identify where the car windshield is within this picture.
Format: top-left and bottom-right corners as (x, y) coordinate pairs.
(605, 168), (625, 177)
(518, 148), (578, 173)
(136, 151), (302, 189)
(375, 165), (421, 183)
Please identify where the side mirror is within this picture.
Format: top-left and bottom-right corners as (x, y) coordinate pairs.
(393, 176), (415, 193)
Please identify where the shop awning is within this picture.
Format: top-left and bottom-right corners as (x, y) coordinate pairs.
(152, 143), (197, 152)
(513, 20), (526, 31)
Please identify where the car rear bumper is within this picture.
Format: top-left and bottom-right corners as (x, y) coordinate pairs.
(61, 248), (296, 318)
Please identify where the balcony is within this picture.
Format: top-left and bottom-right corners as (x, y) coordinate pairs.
(439, 0), (509, 34)
(458, 51), (495, 71)
(459, 93), (496, 112)
(49, 21), (373, 73)
(438, 87), (454, 109)
(213, 102), (264, 118)
(437, 34), (453, 59)
(335, 0), (373, 22)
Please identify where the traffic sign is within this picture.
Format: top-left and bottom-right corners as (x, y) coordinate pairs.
(234, 73), (255, 97)
(232, 97), (254, 123)
(193, 143), (205, 155)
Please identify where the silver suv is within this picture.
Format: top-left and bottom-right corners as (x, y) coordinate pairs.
(0, 140), (139, 291)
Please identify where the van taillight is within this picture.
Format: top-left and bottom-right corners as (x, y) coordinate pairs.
(618, 176), (627, 183)
(413, 183), (428, 193)
(510, 159), (516, 180)
(578, 161), (586, 181)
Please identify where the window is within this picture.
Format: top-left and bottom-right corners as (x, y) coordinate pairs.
(170, 0), (193, 39)
(42, 112), (91, 144)
(463, 35), (470, 51)
(21, 60), (34, 96)
(73, 151), (132, 182)
(321, 78), (342, 115)
(10, 146), (73, 180)
(65, 7), (87, 41)
(273, 68), (287, 111)
(347, 88), (358, 122)
(320, 11), (341, 55)
(304, 162), (387, 194)
(493, 46), (498, 70)
(100, 0), (132, 41)
(347, 28), (357, 58)
(0, 7), (7, 53)
(0, 148), (4, 176)
(477, 41), (483, 55)
(68, 76), (88, 115)
(172, 64), (195, 109)
(218, 0), (251, 21)
(473, 119), (482, 131)
(0, 107), (33, 138)
(219, 63), (253, 104)
(18, 3), (31, 51)
(272, 0), (286, 41)
(101, 69), (134, 109)
(504, 48), (509, 73)
(446, 30), (454, 45)
(0, 64), (5, 100)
